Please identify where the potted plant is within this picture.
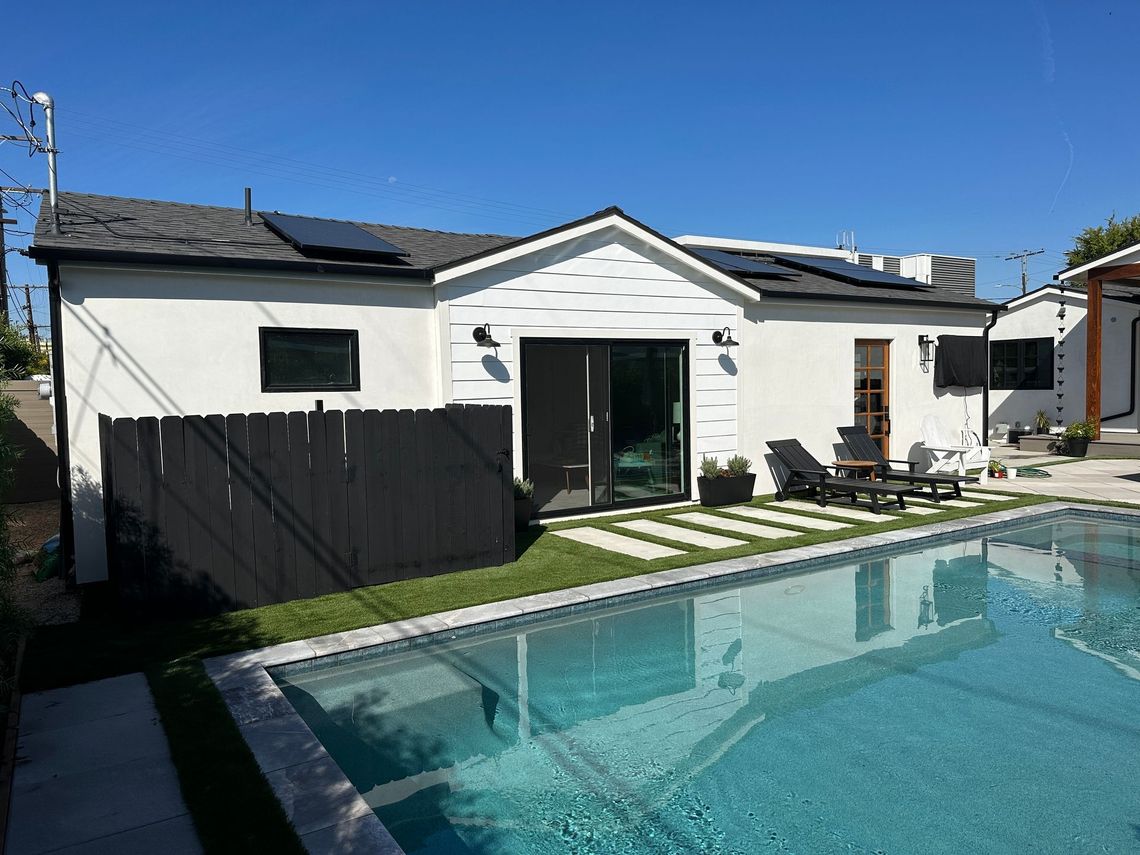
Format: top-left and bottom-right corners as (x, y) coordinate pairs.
(1061, 420), (1095, 457)
(513, 477), (535, 531)
(696, 454), (756, 507)
(1034, 409), (1052, 435)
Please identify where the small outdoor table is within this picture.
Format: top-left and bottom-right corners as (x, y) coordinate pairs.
(833, 460), (878, 481)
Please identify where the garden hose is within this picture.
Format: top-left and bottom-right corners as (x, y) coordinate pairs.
(1013, 467), (1052, 478)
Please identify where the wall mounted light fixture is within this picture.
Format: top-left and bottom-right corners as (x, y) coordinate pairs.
(472, 323), (500, 348)
(712, 327), (738, 347)
(918, 334), (935, 366)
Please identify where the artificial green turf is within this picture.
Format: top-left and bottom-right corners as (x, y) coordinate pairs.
(16, 489), (1090, 850)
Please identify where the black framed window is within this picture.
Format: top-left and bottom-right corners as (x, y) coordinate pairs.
(989, 337), (1053, 390)
(260, 328), (360, 392)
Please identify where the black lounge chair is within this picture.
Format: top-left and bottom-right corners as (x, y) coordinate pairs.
(836, 425), (977, 502)
(766, 439), (917, 514)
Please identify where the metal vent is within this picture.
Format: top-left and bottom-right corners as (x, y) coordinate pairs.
(882, 257), (901, 275)
(929, 255), (976, 297)
(858, 254), (873, 267)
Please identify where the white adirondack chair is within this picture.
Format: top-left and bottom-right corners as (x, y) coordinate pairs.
(921, 415), (991, 485)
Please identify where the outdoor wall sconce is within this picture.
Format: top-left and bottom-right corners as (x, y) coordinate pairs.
(471, 323), (500, 348)
(712, 327), (738, 347)
(918, 334), (935, 366)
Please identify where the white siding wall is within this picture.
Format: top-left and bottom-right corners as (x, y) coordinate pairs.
(738, 300), (990, 494)
(60, 264), (439, 582)
(442, 226), (743, 482)
(989, 289), (1140, 432)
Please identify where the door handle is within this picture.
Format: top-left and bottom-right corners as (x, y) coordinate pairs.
(590, 415), (595, 432)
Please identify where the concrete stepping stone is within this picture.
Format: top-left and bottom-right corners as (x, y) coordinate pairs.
(670, 512), (800, 539)
(891, 504), (942, 516)
(614, 519), (746, 549)
(551, 527), (685, 559)
(909, 498), (980, 509)
(960, 490), (1013, 502)
(771, 499), (891, 523)
(721, 505), (852, 531)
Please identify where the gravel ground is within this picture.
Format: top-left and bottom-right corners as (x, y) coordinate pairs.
(5, 500), (79, 626)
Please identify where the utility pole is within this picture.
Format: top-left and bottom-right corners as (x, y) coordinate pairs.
(0, 206), (14, 324)
(1005, 249), (1045, 296)
(22, 283), (35, 346)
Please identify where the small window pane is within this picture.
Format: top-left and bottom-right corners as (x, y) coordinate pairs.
(262, 329), (359, 391)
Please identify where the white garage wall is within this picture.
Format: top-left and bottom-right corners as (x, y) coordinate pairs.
(989, 289), (1139, 432)
(442, 225), (744, 484)
(739, 299), (991, 494)
(60, 263), (439, 582)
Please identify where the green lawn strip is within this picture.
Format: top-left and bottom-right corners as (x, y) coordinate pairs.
(20, 490), (1063, 853)
(147, 660), (305, 855)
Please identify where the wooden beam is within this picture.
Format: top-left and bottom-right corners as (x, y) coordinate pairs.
(1086, 261), (1140, 282)
(1086, 278), (1103, 440)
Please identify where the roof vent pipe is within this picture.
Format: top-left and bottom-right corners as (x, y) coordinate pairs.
(31, 91), (59, 234)
(244, 187), (252, 226)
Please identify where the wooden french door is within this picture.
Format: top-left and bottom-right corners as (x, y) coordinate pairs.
(855, 340), (890, 456)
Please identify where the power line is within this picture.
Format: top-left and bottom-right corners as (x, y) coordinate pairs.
(1004, 249), (1046, 296)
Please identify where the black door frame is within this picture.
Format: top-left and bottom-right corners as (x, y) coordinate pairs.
(519, 337), (692, 519)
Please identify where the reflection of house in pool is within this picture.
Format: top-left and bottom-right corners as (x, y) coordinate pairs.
(278, 541), (996, 843)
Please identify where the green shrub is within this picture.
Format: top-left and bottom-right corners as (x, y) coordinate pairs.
(513, 477), (534, 499)
(1061, 420), (1095, 440)
(699, 455), (721, 479)
(726, 455), (752, 477)
(0, 324), (47, 377)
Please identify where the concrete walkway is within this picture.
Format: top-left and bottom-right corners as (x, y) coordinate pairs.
(976, 457), (1140, 504)
(6, 673), (202, 855)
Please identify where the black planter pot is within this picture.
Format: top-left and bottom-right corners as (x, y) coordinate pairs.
(514, 497), (534, 531)
(1065, 437), (1090, 457)
(697, 473), (756, 507)
(1036, 426), (1050, 435)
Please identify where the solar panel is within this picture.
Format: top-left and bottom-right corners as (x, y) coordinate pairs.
(261, 212), (409, 259)
(689, 247), (800, 278)
(769, 253), (932, 288)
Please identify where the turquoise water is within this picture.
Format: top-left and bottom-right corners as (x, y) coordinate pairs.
(276, 516), (1140, 854)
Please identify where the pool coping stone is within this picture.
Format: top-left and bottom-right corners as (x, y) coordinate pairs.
(206, 500), (1137, 854)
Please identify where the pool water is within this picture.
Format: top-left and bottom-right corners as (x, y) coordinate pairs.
(276, 516), (1140, 854)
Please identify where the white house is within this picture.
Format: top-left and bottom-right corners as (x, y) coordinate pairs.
(30, 192), (1000, 583)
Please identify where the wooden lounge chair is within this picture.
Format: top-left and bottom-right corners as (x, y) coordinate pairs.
(766, 439), (917, 514)
(836, 425), (977, 503)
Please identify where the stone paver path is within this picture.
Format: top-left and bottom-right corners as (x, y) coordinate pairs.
(772, 499), (891, 523)
(972, 458), (1140, 505)
(909, 498), (982, 509)
(614, 519), (746, 549)
(891, 504), (942, 516)
(7, 673), (201, 855)
(722, 506), (852, 531)
(551, 527), (685, 559)
(960, 490), (1012, 502)
(670, 512), (799, 539)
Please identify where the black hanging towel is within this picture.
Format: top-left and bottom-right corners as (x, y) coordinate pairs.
(934, 335), (987, 387)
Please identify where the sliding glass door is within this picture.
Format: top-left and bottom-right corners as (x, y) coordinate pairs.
(522, 340), (688, 516)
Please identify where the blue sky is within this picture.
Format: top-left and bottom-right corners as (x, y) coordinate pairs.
(5, 1), (1138, 326)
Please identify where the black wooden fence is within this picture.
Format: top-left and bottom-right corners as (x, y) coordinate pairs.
(98, 404), (514, 614)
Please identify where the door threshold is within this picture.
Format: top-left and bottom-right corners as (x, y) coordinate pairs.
(532, 498), (699, 525)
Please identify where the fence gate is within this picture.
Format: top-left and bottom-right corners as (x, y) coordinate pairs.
(98, 404), (514, 614)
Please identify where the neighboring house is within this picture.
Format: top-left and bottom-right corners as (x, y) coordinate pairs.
(29, 192), (999, 584)
(988, 246), (1140, 441)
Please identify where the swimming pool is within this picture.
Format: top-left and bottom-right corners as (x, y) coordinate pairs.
(273, 514), (1140, 854)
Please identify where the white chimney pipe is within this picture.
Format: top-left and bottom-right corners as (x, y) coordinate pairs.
(31, 91), (59, 234)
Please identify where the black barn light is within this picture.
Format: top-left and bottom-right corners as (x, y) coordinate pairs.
(472, 323), (500, 348)
(712, 327), (738, 347)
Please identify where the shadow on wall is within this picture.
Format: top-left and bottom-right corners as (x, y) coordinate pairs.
(481, 353), (510, 383)
(4, 416), (59, 503)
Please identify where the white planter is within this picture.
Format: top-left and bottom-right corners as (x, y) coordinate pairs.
(1007, 467), (1018, 479)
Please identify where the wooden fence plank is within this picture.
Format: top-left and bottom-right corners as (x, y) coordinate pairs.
(414, 409), (438, 573)
(362, 409), (386, 585)
(499, 404), (516, 564)
(344, 409), (368, 589)
(247, 413), (275, 607)
(134, 417), (163, 606)
(267, 412), (297, 604)
(110, 418), (143, 604)
(307, 411), (334, 596)
(396, 410), (419, 579)
(203, 414), (237, 607)
(183, 416), (215, 610)
(375, 409), (402, 585)
(287, 411), (316, 600)
(324, 411), (351, 593)
(225, 414), (257, 608)
(159, 416), (193, 601)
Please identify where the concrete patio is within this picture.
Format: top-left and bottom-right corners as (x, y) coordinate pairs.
(978, 457), (1140, 504)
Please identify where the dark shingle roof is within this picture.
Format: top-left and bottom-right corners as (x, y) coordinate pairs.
(30, 192), (516, 277)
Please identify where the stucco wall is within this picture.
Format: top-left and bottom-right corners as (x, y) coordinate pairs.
(988, 289), (1139, 433)
(738, 299), (990, 494)
(60, 263), (439, 582)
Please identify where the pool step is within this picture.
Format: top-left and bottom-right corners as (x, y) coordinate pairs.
(670, 512), (802, 539)
(550, 527), (685, 559)
(721, 505), (852, 531)
(614, 519), (746, 549)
